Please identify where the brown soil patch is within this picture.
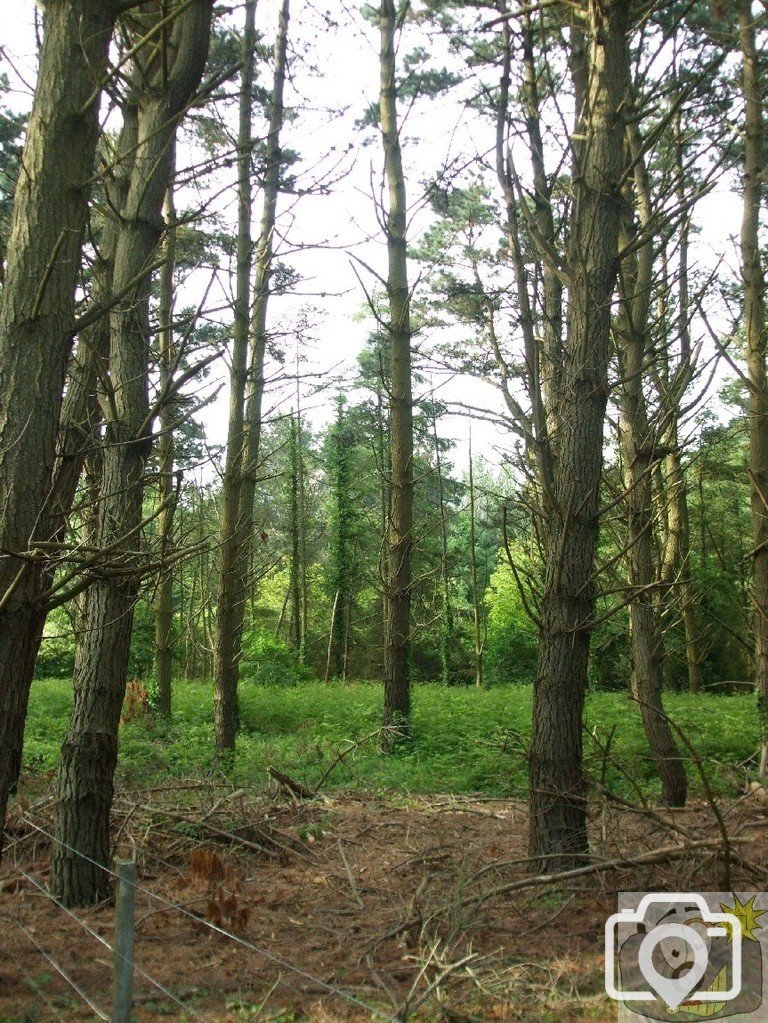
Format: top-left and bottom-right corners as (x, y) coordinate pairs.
(1, 787), (767, 1022)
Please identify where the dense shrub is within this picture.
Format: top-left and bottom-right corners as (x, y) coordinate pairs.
(240, 629), (314, 686)
(483, 556), (538, 685)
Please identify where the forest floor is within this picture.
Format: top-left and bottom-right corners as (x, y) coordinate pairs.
(2, 782), (768, 1023)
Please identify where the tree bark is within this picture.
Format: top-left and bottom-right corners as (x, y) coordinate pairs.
(528, 0), (631, 869)
(0, 0), (117, 857)
(617, 125), (687, 808)
(738, 0), (768, 777)
(213, 0), (257, 752)
(51, 0), (213, 906)
(154, 144), (178, 719)
(296, 391), (309, 663)
(433, 408), (453, 686)
(214, 0), (289, 752)
(468, 435), (483, 688)
(329, 399), (352, 679)
(288, 412), (303, 655)
(379, 0), (414, 745)
(655, 105), (702, 693)
(494, 10), (555, 515)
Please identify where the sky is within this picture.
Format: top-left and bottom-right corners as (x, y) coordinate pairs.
(0, 0), (747, 483)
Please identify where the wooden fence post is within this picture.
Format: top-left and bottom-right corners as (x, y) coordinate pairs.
(112, 858), (136, 1023)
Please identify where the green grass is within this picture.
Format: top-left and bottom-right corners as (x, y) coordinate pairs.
(21, 679), (761, 799)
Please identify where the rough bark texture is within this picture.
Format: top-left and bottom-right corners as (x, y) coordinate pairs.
(660, 444), (701, 689)
(214, 0), (289, 752)
(236, 0), (290, 652)
(739, 0), (768, 777)
(328, 402), (352, 679)
(468, 437), (483, 688)
(494, 12), (555, 514)
(617, 131), (687, 807)
(528, 0), (630, 869)
(154, 146), (178, 719)
(656, 107), (702, 693)
(51, 0), (213, 907)
(0, 0), (117, 858)
(213, 0), (257, 752)
(380, 0), (414, 744)
(521, 10), (563, 445)
(434, 413), (454, 687)
(288, 413), (304, 655)
(65, 122), (139, 678)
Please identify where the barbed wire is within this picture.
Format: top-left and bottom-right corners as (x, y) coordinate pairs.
(12, 918), (110, 1022)
(18, 813), (401, 1023)
(15, 866), (213, 1023)
(5, 945), (69, 1023)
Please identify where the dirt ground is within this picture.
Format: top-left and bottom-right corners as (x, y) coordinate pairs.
(1, 784), (767, 1023)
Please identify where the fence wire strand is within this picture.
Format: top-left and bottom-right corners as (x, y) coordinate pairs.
(5, 945), (69, 1023)
(12, 919), (110, 1021)
(15, 866), (213, 1023)
(17, 813), (400, 1022)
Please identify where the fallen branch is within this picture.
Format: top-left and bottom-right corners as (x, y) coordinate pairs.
(268, 766), (317, 800)
(135, 804), (314, 863)
(377, 836), (758, 946)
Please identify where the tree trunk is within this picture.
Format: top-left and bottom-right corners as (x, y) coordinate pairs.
(296, 392), (309, 663)
(617, 128), (687, 807)
(660, 444), (702, 691)
(329, 399), (352, 679)
(213, 0), (257, 752)
(52, 119), (136, 692)
(655, 104), (702, 693)
(51, 1), (213, 906)
(494, 11), (556, 516)
(154, 144), (178, 719)
(379, 0), (414, 745)
(288, 412), (303, 654)
(433, 408), (453, 686)
(528, 0), (631, 869)
(468, 435), (483, 689)
(214, 0), (289, 752)
(0, 0), (118, 856)
(739, 0), (768, 777)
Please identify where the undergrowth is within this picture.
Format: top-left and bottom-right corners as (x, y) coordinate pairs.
(21, 679), (759, 801)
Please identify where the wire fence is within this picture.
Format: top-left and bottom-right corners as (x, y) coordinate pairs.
(3, 812), (403, 1023)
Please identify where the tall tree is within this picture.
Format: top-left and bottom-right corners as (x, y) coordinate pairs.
(287, 410), (306, 658)
(154, 144), (178, 718)
(0, 0), (118, 858)
(738, 0), (768, 776)
(657, 102), (702, 694)
(212, 0), (258, 752)
(433, 406), (454, 686)
(528, 0), (631, 868)
(468, 434), (483, 688)
(214, 0), (290, 752)
(51, 0), (213, 906)
(616, 123), (687, 807)
(327, 397), (356, 680)
(379, 0), (415, 745)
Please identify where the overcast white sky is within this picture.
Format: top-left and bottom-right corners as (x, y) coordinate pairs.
(0, 0), (746, 481)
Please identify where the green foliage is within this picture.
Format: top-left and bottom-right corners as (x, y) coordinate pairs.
(240, 630), (314, 686)
(483, 552), (538, 685)
(0, 71), (25, 249)
(34, 607), (75, 679)
(127, 598), (157, 680)
(23, 679), (759, 802)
